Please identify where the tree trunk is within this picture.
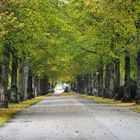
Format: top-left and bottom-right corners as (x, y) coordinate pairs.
(80, 76), (83, 93)
(91, 73), (94, 95)
(0, 64), (2, 82)
(98, 63), (104, 97)
(37, 78), (41, 96)
(91, 73), (96, 95)
(87, 74), (91, 95)
(136, 51), (140, 104)
(0, 43), (10, 108)
(27, 70), (33, 99)
(89, 74), (93, 95)
(10, 49), (18, 103)
(123, 53), (131, 102)
(18, 59), (25, 101)
(84, 74), (88, 94)
(109, 62), (115, 98)
(135, 23), (140, 103)
(32, 78), (40, 96)
(40, 77), (49, 95)
(81, 76), (85, 93)
(23, 62), (29, 100)
(77, 76), (82, 93)
(32, 77), (37, 97)
(105, 62), (115, 98)
(104, 64), (109, 98)
(114, 59), (120, 99)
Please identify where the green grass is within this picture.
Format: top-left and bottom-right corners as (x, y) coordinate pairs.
(80, 95), (136, 107)
(0, 96), (46, 126)
(81, 94), (140, 113)
(131, 107), (140, 113)
(9, 96), (45, 108)
(0, 109), (18, 126)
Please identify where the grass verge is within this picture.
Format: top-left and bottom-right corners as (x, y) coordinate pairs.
(131, 107), (140, 113)
(80, 94), (136, 107)
(0, 96), (46, 126)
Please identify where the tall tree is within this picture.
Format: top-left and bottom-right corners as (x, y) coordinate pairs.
(0, 43), (10, 108)
(11, 48), (18, 103)
(123, 52), (131, 102)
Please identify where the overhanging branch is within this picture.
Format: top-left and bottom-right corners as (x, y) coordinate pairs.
(81, 47), (97, 54)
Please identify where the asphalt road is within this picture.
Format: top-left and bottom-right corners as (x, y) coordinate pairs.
(0, 93), (140, 140)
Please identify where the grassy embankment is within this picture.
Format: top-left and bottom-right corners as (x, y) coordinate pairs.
(131, 107), (140, 113)
(80, 94), (140, 113)
(0, 96), (46, 126)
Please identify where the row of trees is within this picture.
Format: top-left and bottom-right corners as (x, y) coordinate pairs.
(67, 0), (140, 103)
(0, 0), (72, 108)
(1, 0), (140, 108)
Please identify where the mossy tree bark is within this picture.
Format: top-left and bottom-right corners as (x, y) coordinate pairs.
(136, 51), (140, 104)
(136, 23), (140, 104)
(27, 70), (33, 99)
(109, 62), (115, 98)
(18, 59), (25, 101)
(0, 43), (10, 108)
(11, 48), (18, 103)
(98, 62), (104, 97)
(105, 62), (115, 98)
(114, 59), (120, 99)
(23, 61), (29, 100)
(123, 52), (131, 102)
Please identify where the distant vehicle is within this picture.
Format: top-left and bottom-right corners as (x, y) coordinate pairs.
(64, 86), (69, 92)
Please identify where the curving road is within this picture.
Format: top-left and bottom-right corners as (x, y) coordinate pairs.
(0, 93), (140, 140)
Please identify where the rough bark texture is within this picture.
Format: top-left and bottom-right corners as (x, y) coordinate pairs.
(109, 62), (115, 98)
(18, 59), (25, 101)
(23, 62), (29, 100)
(87, 74), (92, 95)
(27, 70), (33, 99)
(104, 64), (110, 98)
(0, 84), (5, 107)
(114, 59), (120, 99)
(123, 53), (131, 102)
(136, 24), (140, 103)
(105, 62), (115, 98)
(0, 64), (2, 82)
(91, 73), (94, 95)
(98, 64), (104, 97)
(93, 73), (98, 95)
(0, 43), (10, 108)
(136, 51), (140, 104)
(37, 78), (41, 95)
(90, 74), (93, 95)
(10, 49), (18, 103)
(32, 77), (37, 97)
(84, 75), (88, 94)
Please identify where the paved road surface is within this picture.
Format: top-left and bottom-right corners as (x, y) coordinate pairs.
(0, 94), (140, 140)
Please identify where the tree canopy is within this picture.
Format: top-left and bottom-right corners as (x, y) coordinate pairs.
(1, 0), (140, 106)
